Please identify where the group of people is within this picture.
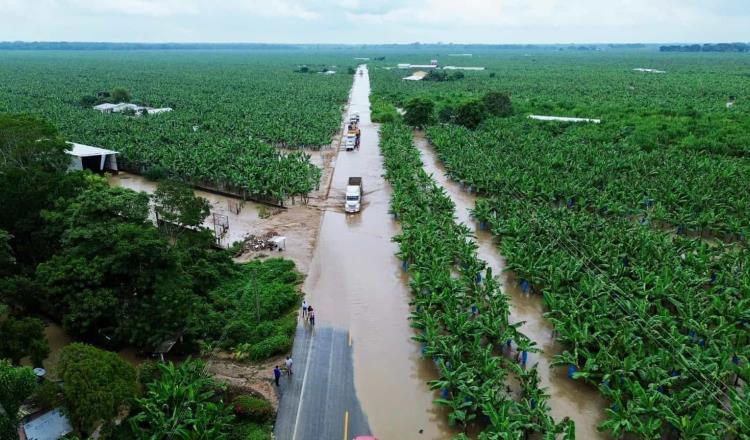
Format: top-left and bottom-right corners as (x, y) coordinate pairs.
(273, 355), (294, 386)
(301, 299), (315, 326)
(273, 299), (316, 387)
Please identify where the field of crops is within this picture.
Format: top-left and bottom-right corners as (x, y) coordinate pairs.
(372, 50), (750, 438)
(380, 122), (574, 438)
(0, 50), (355, 201)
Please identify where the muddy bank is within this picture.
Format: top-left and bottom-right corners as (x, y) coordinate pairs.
(414, 131), (609, 439)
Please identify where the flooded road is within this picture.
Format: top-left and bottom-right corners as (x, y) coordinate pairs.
(298, 66), (454, 439)
(414, 132), (608, 439)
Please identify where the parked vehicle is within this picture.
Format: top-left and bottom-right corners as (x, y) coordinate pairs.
(345, 177), (363, 213)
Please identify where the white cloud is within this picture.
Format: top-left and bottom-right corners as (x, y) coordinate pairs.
(0, 0), (748, 42)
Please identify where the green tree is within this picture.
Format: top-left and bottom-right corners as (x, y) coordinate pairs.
(0, 360), (37, 440)
(110, 87), (131, 103)
(0, 114), (82, 269)
(482, 92), (513, 117)
(424, 69), (448, 82)
(0, 316), (49, 366)
(449, 71), (465, 81)
(455, 100), (487, 129)
(129, 360), (234, 439)
(79, 95), (98, 108)
(153, 180), (211, 241)
(58, 343), (137, 436)
(37, 185), (193, 349)
(404, 97), (435, 128)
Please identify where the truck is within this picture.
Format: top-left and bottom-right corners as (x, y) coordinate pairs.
(345, 134), (357, 151)
(345, 177), (363, 213)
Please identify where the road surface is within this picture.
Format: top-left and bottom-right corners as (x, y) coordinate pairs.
(275, 65), (454, 440)
(274, 325), (369, 440)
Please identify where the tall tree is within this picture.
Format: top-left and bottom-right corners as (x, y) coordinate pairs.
(152, 180), (211, 241)
(482, 92), (513, 117)
(0, 114), (76, 268)
(37, 185), (193, 349)
(0, 360), (36, 440)
(404, 97), (435, 128)
(110, 87), (131, 104)
(455, 100), (487, 129)
(0, 316), (49, 366)
(58, 343), (137, 436)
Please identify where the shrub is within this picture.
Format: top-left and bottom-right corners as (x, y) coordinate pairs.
(137, 360), (162, 387)
(143, 165), (168, 181)
(229, 420), (272, 440)
(222, 320), (255, 348)
(233, 395), (275, 422)
(250, 334), (291, 360)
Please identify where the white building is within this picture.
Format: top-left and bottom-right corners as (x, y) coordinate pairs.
(528, 115), (601, 124)
(65, 142), (119, 173)
(93, 102), (172, 115)
(443, 66), (486, 71)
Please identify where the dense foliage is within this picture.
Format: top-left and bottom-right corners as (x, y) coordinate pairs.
(380, 122), (573, 438)
(128, 360), (234, 440)
(0, 50), (354, 201)
(58, 343), (138, 435)
(372, 50), (750, 438)
(371, 51), (750, 157)
(0, 361), (37, 440)
(187, 258), (301, 359)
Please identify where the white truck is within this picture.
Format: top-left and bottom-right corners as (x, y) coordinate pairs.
(345, 134), (357, 151)
(345, 177), (363, 213)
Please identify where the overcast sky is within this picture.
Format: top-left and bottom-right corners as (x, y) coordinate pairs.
(1, 0), (748, 44)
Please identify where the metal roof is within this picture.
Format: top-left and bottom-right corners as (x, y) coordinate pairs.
(65, 142), (118, 157)
(22, 408), (72, 440)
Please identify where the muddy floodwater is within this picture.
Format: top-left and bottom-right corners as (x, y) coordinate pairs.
(414, 132), (609, 439)
(302, 66), (456, 439)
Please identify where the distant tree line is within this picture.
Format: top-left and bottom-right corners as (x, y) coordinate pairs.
(0, 41), (299, 50)
(660, 43), (750, 53)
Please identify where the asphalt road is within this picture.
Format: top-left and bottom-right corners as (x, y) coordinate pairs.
(274, 324), (370, 440)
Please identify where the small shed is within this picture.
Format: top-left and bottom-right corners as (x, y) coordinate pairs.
(65, 142), (119, 173)
(21, 408), (72, 440)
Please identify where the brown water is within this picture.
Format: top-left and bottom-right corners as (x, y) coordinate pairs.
(414, 132), (609, 439)
(302, 66), (456, 439)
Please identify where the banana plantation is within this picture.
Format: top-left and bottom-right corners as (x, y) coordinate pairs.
(381, 122), (574, 439)
(371, 50), (750, 438)
(0, 50), (353, 202)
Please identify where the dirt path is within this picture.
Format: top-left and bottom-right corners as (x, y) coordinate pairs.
(414, 131), (609, 439)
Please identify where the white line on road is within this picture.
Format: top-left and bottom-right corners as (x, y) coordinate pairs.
(292, 331), (315, 440)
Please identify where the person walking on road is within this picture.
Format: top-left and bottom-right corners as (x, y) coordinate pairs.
(308, 306), (315, 326)
(301, 299), (308, 319)
(273, 366), (281, 387)
(285, 356), (293, 376)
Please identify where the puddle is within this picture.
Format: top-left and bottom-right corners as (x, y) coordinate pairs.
(414, 131), (609, 439)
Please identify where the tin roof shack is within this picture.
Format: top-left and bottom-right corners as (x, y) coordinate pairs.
(65, 142), (119, 173)
(20, 408), (73, 440)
